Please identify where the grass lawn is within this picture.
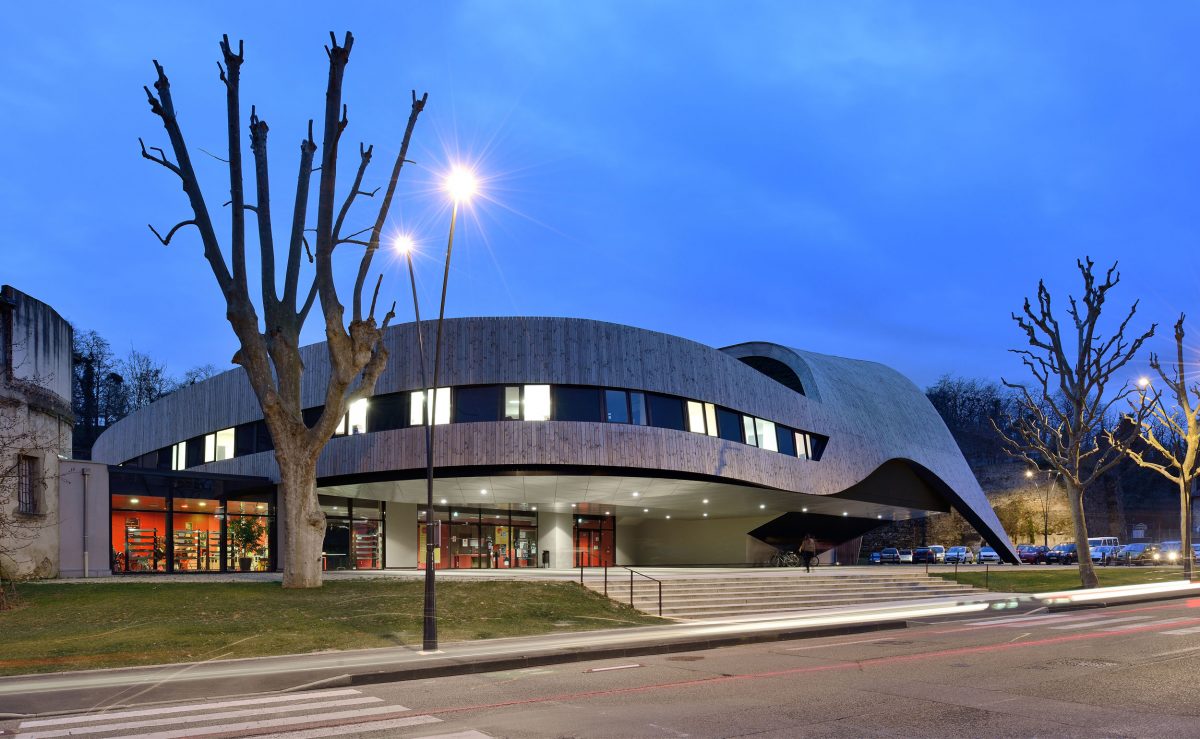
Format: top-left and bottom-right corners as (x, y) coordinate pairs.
(0, 579), (664, 676)
(931, 566), (1191, 593)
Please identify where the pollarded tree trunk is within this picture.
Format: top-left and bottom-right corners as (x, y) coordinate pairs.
(277, 450), (324, 588)
(1065, 481), (1098, 588)
(141, 34), (427, 587)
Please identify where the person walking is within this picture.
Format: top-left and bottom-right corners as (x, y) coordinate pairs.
(800, 534), (817, 573)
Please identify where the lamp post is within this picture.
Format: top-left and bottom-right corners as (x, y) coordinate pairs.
(1026, 468), (1060, 549)
(403, 168), (477, 654)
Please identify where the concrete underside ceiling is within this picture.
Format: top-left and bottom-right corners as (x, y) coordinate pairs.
(318, 473), (937, 524)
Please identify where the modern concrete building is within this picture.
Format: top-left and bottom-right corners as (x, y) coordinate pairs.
(90, 317), (1018, 573)
(0, 286), (74, 579)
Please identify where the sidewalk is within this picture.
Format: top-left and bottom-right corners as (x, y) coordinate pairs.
(0, 591), (1017, 717)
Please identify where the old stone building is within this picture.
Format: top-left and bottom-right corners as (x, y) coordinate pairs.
(1, 285), (74, 578)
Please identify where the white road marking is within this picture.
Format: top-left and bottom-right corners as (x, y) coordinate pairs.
(15, 697), (385, 739)
(55, 706), (437, 739)
(785, 637), (891, 651)
(254, 715), (451, 739)
(1049, 616), (1152, 630)
(1100, 618), (1194, 632)
(586, 663), (642, 672)
(1153, 645), (1200, 657)
(1160, 625), (1200, 636)
(413, 732), (492, 739)
(18, 688), (362, 728)
(973, 613), (1111, 628)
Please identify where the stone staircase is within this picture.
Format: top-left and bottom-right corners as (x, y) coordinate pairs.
(582, 569), (982, 620)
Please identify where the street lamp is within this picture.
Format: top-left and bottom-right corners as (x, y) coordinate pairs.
(409, 167), (478, 654)
(1026, 468), (1061, 549)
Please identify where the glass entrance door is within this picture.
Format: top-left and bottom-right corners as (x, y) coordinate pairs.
(573, 517), (615, 567)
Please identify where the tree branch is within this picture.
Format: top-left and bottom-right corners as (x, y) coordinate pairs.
(147, 220), (197, 246)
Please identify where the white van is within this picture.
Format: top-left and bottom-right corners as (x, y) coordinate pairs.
(1088, 537), (1119, 549)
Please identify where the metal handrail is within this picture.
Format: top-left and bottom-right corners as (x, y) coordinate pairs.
(621, 566), (663, 617)
(578, 563), (664, 617)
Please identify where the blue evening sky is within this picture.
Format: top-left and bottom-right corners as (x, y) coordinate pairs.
(2, 3), (1195, 388)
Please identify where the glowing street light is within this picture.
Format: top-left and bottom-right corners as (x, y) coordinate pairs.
(418, 165), (480, 654)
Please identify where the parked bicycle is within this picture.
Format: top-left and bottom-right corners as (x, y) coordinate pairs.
(768, 550), (818, 568)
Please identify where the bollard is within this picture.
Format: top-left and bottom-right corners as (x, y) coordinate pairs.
(985, 564), (990, 590)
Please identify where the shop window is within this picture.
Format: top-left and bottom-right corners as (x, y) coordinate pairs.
(227, 505), (271, 572)
(604, 390), (629, 423)
(504, 386), (522, 420)
(255, 421), (274, 452)
(716, 407), (742, 442)
(455, 385), (501, 423)
(367, 393), (406, 432)
(172, 497), (221, 572)
(111, 495), (168, 573)
(646, 393), (685, 431)
(16, 456), (38, 514)
(755, 418), (778, 452)
(172, 441), (187, 471)
(554, 386), (601, 422)
(743, 416), (758, 447)
(410, 388), (451, 425)
(630, 392), (647, 425)
(156, 447), (172, 470)
(776, 425), (796, 456)
(524, 384), (551, 421)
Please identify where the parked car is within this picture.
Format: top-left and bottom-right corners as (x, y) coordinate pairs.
(1115, 542), (1162, 566)
(869, 550), (882, 564)
(899, 548), (914, 563)
(913, 547), (936, 564)
(945, 546), (974, 564)
(927, 545), (946, 563)
(1045, 543), (1078, 565)
(879, 547), (901, 564)
(1017, 544), (1049, 564)
(977, 546), (1002, 564)
(1158, 541), (1199, 564)
(1090, 545), (1118, 566)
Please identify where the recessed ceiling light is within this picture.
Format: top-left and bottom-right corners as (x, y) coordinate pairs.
(571, 503), (577, 508)
(877, 514), (883, 519)
(643, 508), (649, 513)
(532, 506), (537, 511)
(842, 511), (848, 516)
(130, 498), (139, 504)
(702, 499), (709, 504)
(440, 498), (447, 504)
(759, 504), (766, 509)
(632, 492), (640, 497)
(703, 513), (708, 518)
(199, 502), (207, 507)
(481, 489), (488, 495)
(802, 507), (808, 513)
(665, 515), (671, 519)
(605, 512), (610, 515)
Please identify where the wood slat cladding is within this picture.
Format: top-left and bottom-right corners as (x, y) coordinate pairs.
(91, 317), (1016, 560)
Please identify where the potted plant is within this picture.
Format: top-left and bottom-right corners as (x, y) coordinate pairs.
(227, 516), (267, 571)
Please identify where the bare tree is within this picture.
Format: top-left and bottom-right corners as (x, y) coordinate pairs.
(119, 349), (174, 410)
(995, 258), (1155, 588)
(1109, 315), (1199, 580)
(141, 33), (427, 587)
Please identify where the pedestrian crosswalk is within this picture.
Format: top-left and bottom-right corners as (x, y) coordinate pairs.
(12, 687), (475, 739)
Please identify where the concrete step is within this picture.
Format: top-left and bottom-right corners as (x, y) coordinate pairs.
(583, 571), (984, 620)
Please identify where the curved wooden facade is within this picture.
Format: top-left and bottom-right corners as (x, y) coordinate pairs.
(93, 317), (1018, 562)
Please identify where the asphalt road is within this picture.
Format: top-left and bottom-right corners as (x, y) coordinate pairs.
(6, 598), (1200, 738)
